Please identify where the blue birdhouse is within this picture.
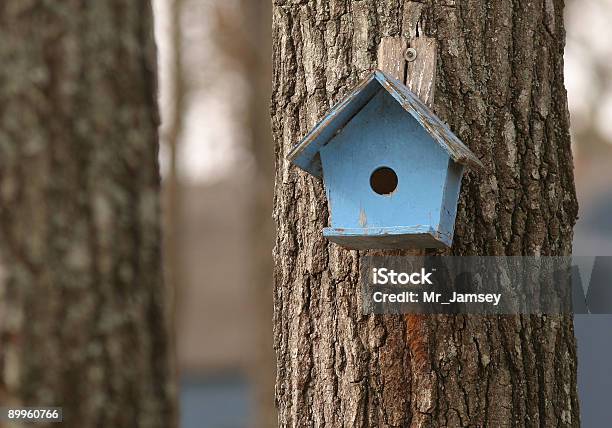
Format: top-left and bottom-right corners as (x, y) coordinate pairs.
(287, 70), (483, 250)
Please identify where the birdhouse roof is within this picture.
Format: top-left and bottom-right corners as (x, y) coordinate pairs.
(287, 70), (484, 178)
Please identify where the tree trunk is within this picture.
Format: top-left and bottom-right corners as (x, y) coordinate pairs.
(240, 1), (277, 426)
(0, 2), (175, 427)
(272, 1), (579, 427)
(161, 0), (185, 410)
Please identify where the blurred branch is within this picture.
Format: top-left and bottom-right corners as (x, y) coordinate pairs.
(163, 1), (186, 424)
(210, 2), (260, 74)
(210, 1), (276, 426)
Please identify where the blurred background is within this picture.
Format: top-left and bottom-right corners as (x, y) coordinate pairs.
(152, 0), (612, 426)
(153, 0), (274, 427)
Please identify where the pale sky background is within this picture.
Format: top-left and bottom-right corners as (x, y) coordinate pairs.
(565, 0), (612, 143)
(154, 0), (249, 184)
(153, 0), (612, 183)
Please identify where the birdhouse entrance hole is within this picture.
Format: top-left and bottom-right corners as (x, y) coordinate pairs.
(370, 167), (398, 195)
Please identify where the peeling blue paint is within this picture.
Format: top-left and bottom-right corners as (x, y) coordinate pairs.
(287, 69), (480, 250)
(288, 70), (483, 177)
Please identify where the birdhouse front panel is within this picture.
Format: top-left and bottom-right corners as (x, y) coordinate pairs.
(319, 89), (457, 249)
(287, 70), (482, 250)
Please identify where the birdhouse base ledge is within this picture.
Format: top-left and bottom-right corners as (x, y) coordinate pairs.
(323, 226), (452, 250)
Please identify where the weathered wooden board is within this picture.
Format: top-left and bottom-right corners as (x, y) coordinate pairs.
(405, 37), (437, 108)
(376, 37), (407, 81)
(324, 228), (450, 250)
(377, 35), (437, 107)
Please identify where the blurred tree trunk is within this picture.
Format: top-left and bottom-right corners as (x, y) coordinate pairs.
(272, 1), (579, 427)
(162, 0), (185, 404)
(241, 1), (276, 427)
(213, 0), (276, 425)
(0, 2), (175, 427)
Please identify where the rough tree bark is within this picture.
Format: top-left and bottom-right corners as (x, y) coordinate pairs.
(272, 1), (579, 427)
(0, 2), (175, 427)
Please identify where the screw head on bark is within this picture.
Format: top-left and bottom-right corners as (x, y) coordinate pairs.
(404, 47), (417, 62)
